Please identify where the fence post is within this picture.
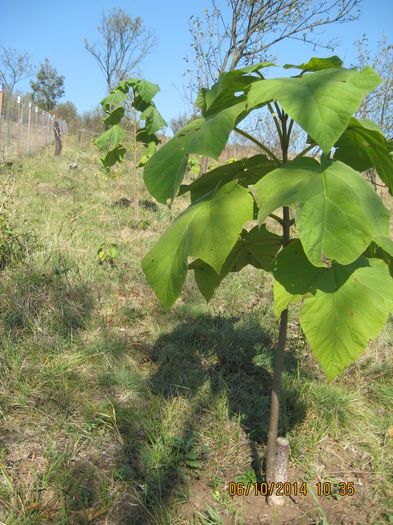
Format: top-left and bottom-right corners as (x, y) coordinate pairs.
(41, 112), (44, 147)
(27, 102), (32, 153)
(17, 96), (21, 158)
(35, 106), (38, 151)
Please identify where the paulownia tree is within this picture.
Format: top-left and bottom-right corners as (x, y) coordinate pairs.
(102, 57), (393, 490)
(95, 78), (166, 218)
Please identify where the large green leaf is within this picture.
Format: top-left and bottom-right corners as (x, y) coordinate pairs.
(179, 154), (276, 201)
(144, 119), (203, 204)
(255, 157), (390, 266)
(334, 118), (393, 194)
(142, 182), (254, 309)
(272, 240), (393, 380)
(144, 102), (247, 203)
(283, 56), (343, 72)
(94, 125), (126, 151)
(190, 225), (282, 301)
(247, 67), (381, 152)
(301, 258), (393, 380)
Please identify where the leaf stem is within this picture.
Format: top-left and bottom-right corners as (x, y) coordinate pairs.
(269, 213), (283, 226)
(234, 127), (281, 166)
(295, 144), (315, 159)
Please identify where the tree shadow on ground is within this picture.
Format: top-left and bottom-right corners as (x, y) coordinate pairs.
(109, 312), (307, 524)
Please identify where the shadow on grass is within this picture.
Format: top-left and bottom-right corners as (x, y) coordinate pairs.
(103, 311), (307, 524)
(0, 264), (94, 340)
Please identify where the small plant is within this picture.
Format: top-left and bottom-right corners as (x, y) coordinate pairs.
(97, 242), (118, 267)
(95, 77), (166, 219)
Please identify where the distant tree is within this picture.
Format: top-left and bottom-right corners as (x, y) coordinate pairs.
(30, 59), (65, 111)
(0, 47), (34, 93)
(55, 101), (78, 122)
(84, 7), (156, 91)
(80, 106), (105, 134)
(169, 113), (194, 135)
(55, 101), (79, 132)
(354, 34), (393, 139)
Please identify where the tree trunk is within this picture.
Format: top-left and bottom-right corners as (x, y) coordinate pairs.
(53, 120), (62, 156)
(265, 112), (291, 496)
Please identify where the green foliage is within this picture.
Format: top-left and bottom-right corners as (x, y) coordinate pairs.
(95, 77), (166, 173)
(97, 242), (118, 266)
(30, 58), (65, 111)
(141, 56), (393, 380)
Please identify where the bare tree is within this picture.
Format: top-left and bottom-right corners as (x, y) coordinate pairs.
(84, 8), (157, 91)
(354, 34), (393, 139)
(0, 47), (34, 93)
(186, 0), (361, 94)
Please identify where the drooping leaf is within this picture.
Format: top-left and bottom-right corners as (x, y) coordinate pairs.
(95, 125), (126, 151)
(140, 105), (167, 134)
(272, 240), (393, 380)
(255, 157), (390, 266)
(136, 128), (159, 145)
(133, 79), (160, 104)
(188, 259), (220, 303)
(190, 225), (282, 301)
(198, 62), (275, 116)
(364, 241), (393, 277)
(100, 90), (127, 112)
(247, 66), (382, 152)
(103, 107), (125, 128)
(283, 56), (343, 72)
(101, 145), (127, 169)
(137, 142), (156, 168)
(142, 182), (254, 308)
(334, 118), (393, 194)
(179, 154), (276, 201)
(144, 119), (204, 204)
(144, 102), (247, 203)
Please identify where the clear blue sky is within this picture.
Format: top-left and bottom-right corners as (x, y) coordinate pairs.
(1, 0), (392, 126)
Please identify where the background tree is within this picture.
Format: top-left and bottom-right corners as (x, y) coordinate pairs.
(186, 0), (361, 96)
(55, 101), (79, 132)
(30, 58), (65, 111)
(354, 34), (393, 139)
(0, 47), (34, 93)
(84, 7), (156, 91)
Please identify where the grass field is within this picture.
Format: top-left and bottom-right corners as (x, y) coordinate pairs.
(0, 136), (392, 524)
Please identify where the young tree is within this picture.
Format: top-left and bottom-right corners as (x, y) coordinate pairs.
(95, 78), (166, 218)
(139, 57), (393, 495)
(30, 59), (65, 111)
(0, 47), (34, 93)
(84, 8), (156, 91)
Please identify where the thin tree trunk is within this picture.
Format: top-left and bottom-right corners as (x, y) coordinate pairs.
(265, 112), (290, 489)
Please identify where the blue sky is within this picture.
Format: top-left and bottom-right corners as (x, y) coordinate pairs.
(1, 0), (392, 126)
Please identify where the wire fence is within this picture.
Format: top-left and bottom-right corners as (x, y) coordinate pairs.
(0, 86), (67, 163)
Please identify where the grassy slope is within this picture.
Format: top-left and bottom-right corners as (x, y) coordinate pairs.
(0, 136), (392, 525)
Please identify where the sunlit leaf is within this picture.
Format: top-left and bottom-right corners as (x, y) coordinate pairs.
(255, 157), (390, 266)
(142, 183), (253, 308)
